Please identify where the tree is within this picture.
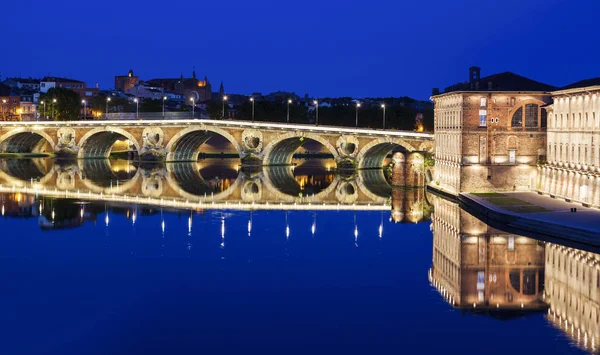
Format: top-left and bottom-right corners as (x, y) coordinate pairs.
(38, 88), (81, 121)
(206, 101), (228, 119)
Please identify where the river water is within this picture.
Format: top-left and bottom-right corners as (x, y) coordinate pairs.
(0, 158), (594, 354)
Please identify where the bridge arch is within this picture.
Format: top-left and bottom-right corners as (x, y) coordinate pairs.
(0, 128), (55, 155)
(77, 127), (141, 159)
(356, 138), (416, 169)
(165, 126), (242, 162)
(77, 159), (141, 193)
(260, 166), (340, 203)
(262, 132), (340, 166)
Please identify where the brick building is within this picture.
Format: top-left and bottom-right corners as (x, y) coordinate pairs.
(429, 195), (546, 312)
(538, 79), (600, 207)
(40, 76), (99, 101)
(430, 67), (554, 195)
(0, 83), (20, 121)
(114, 69), (139, 92)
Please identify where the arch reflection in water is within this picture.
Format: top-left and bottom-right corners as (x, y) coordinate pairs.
(429, 195), (547, 315)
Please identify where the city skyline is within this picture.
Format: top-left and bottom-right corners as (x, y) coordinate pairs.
(5, 0), (599, 100)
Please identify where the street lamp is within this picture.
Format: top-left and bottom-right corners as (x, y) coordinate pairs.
(314, 100), (319, 126)
(106, 97), (111, 117)
(250, 97), (255, 122)
(82, 100), (87, 120)
(52, 98), (57, 120)
(355, 102), (361, 128)
(189, 97), (195, 118)
(287, 99), (292, 123)
(40, 100), (45, 120)
(134, 98), (139, 119)
(162, 96), (167, 118)
(1, 99), (6, 120)
(381, 103), (386, 130)
(222, 95), (228, 119)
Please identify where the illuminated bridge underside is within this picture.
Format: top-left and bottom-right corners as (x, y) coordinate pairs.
(0, 133), (49, 154)
(81, 132), (131, 159)
(170, 163), (211, 196)
(266, 166), (304, 196)
(0, 159), (49, 181)
(361, 143), (403, 169)
(268, 137), (324, 165)
(171, 131), (215, 162)
(360, 169), (392, 198)
(80, 160), (136, 188)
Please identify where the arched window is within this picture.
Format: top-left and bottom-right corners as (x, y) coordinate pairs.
(525, 104), (539, 128)
(511, 107), (523, 128)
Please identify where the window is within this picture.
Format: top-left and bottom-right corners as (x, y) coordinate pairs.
(511, 107), (523, 127)
(480, 97), (487, 107)
(525, 104), (538, 128)
(541, 109), (547, 128)
(479, 110), (487, 127)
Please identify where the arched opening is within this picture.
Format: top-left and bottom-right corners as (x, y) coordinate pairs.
(169, 160), (239, 198)
(265, 164), (335, 198)
(80, 159), (138, 188)
(359, 142), (410, 169)
(359, 169), (393, 198)
(167, 128), (240, 162)
(79, 131), (139, 159)
(264, 135), (337, 167)
(0, 132), (53, 155)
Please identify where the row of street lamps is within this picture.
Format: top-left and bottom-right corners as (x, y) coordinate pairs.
(75, 95), (388, 129)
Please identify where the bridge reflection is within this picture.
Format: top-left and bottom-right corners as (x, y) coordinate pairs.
(0, 159), (431, 221)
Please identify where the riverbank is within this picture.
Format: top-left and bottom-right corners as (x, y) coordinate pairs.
(459, 191), (600, 250)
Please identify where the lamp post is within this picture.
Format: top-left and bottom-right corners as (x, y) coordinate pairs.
(190, 97), (195, 118)
(250, 97), (255, 122)
(222, 95), (228, 119)
(381, 103), (386, 130)
(40, 100), (45, 120)
(52, 98), (57, 120)
(1, 99), (6, 120)
(287, 99), (292, 123)
(82, 100), (87, 120)
(105, 97), (111, 118)
(314, 100), (319, 126)
(355, 102), (361, 128)
(162, 96), (167, 119)
(134, 98), (139, 119)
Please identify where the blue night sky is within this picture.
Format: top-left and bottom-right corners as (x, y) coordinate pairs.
(3, 0), (599, 99)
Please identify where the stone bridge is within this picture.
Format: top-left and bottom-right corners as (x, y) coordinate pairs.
(0, 119), (434, 168)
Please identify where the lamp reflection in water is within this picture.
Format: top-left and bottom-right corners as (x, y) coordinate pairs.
(220, 214), (225, 249)
(354, 211), (358, 247)
(104, 205), (109, 227)
(188, 211), (192, 236)
(285, 210), (290, 239)
(248, 210), (252, 237)
(311, 212), (316, 236)
(132, 206), (137, 226)
(378, 211), (384, 239)
(160, 208), (165, 235)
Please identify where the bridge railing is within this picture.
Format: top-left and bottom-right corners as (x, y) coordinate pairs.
(101, 112), (208, 120)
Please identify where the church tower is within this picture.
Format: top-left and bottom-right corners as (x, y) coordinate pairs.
(219, 81), (225, 96)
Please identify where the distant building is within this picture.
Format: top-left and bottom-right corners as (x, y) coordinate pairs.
(430, 66), (555, 195)
(114, 69), (139, 92)
(40, 76), (99, 100)
(146, 70), (212, 103)
(126, 82), (164, 100)
(0, 83), (20, 121)
(19, 92), (36, 121)
(2, 78), (41, 92)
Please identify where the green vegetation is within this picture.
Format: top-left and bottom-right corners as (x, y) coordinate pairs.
(38, 88), (81, 120)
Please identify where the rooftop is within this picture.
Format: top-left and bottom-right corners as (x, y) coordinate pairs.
(436, 68), (556, 96)
(41, 76), (85, 83)
(556, 77), (600, 91)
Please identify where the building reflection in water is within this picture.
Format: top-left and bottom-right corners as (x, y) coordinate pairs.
(545, 243), (600, 352)
(428, 195), (547, 314)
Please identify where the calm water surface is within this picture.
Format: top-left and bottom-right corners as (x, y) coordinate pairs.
(0, 158), (593, 354)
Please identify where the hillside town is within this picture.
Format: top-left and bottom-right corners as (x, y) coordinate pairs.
(0, 69), (433, 130)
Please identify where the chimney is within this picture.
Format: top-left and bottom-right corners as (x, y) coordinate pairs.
(469, 66), (481, 84)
